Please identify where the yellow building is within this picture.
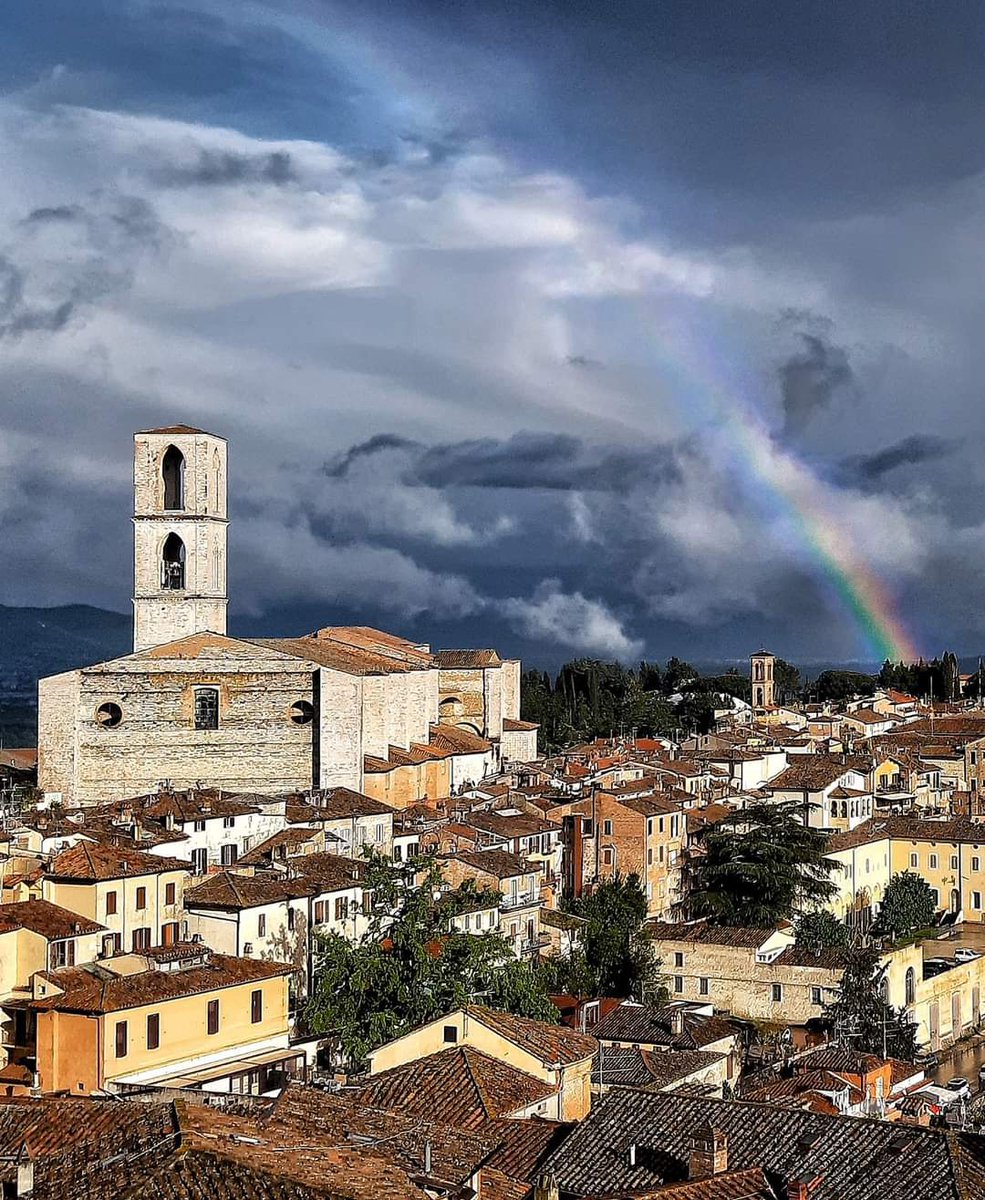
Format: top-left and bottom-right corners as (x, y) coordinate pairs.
(22, 943), (298, 1095)
(42, 842), (190, 954)
(830, 816), (985, 922)
(366, 1003), (598, 1121)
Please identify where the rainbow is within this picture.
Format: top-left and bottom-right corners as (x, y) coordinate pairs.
(636, 314), (921, 664)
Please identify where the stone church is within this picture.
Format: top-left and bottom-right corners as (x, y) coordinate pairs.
(38, 426), (537, 806)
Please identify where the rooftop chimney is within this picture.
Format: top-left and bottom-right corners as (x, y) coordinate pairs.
(669, 1006), (686, 1036)
(689, 1125), (728, 1179)
(423, 1140), (432, 1175)
(787, 1176), (823, 1200)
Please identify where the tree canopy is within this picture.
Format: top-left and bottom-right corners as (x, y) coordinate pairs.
(521, 655), (802, 752)
(873, 871), (938, 940)
(682, 800), (838, 927)
(824, 944), (919, 1060)
(306, 854), (558, 1069)
(794, 910), (850, 955)
(538, 874), (661, 999)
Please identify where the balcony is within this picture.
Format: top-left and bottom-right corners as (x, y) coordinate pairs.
(501, 890), (540, 912)
(521, 933), (552, 955)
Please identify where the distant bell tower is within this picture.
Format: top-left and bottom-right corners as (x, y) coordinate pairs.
(132, 425), (228, 652)
(750, 649), (776, 709)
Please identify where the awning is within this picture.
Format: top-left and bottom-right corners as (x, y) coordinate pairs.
(114, 1044), (306, 1089)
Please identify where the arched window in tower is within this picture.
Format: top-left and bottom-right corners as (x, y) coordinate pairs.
(161, 533), (186, 590)
(162, 446), (185, 511)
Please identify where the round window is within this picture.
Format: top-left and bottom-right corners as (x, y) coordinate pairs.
(95, 702), (123, 729)
(290, 700), (314, 725)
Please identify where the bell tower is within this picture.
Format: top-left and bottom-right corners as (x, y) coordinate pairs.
(132, 425), (228, 652)
(750, 649), (776, 710)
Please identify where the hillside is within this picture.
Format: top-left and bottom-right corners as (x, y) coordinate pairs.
(0, 604), (132, 746)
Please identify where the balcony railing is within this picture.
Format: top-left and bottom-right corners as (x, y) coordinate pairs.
(501, 891), (540, 911)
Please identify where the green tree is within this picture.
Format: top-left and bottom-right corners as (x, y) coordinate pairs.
(873, 871), (937, 940)
(683, 801), (838, 926)
(794, 910), (850, 955)
(539, 875), (660, 999)
(774, 659), (802, 705)
(809, 670), (876, 703)
(825, 944), (919, 1060)
(306, 854), (557, 1069)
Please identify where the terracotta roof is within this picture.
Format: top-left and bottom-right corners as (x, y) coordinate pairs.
(593, 1045), (725, 1089)
(646, 921), (779, 950)
(0, 898), (105, 939)
(544, 1090), (981, 1199)
(47, 842), (189, 881)
(592, 1002), (738, 1051)
(355, 1047), (556, 1129)
(477, 1117), (571, 1182)
(464, 811), (558, 840)
(267, 1084), (497, 1187)
(447, 849), (537, 881)
(304, 788), (396, 818)
(435, 649), (503, 668)
(767, 755), (866, 792)
(828, 816), (985, 852)
(467, 1003), (598, 1066)
(430, 724), (494, 754)
(251, 633), (431, 676)
(31, 951), (292, 1013)
(642, 1168), (774, 1199)
(138, 424), (213, 435)
(138, 790), (263, 822)
(503, 719), (539, 732)
(185, 870), (310, 909)
(0, 748), (37, 771)
(236, 826), (323, 865)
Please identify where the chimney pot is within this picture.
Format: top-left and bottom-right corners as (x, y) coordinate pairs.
(689, 1125), (728, 1179)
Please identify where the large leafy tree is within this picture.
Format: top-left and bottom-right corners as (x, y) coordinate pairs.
(825, 944), (919, 1060)
(682, 801), (838, 927)
(873, 871), (937, 940)
(538, 874), (660, 999)
(306, 854), (558, 1069)
(795, 910), (850, 955)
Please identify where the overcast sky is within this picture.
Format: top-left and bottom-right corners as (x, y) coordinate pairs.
(2, 0), (985, 668)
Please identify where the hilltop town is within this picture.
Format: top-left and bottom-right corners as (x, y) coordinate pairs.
(7, 427), (985, 1198)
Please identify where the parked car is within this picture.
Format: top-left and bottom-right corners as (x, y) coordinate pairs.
(924, 958), (952, 977)
(955, 948), (981, 963)
(916, 1050), (940, 1069)
(946, 1076), (971, 1100)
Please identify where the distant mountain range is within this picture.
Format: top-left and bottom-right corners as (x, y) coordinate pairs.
(0, 604), (131, 746)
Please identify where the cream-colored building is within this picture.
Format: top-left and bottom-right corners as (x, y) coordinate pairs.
(647, 918), (985, 1052)
(37, 426), (534, 806)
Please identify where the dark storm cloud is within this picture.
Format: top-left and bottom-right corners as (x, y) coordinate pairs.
(0, 195), (172, 340)
(841, 434), (956, 484)
(324, 431), (682, 493)
(151, 149), (297, 188)
(778, 332), (855, 437)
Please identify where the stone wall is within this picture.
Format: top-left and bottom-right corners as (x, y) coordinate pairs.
(47, 645), (316, 804)
(36, 669), (81, 800)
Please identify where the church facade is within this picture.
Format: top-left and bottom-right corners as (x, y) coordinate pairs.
(38, 426), (532, 806)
